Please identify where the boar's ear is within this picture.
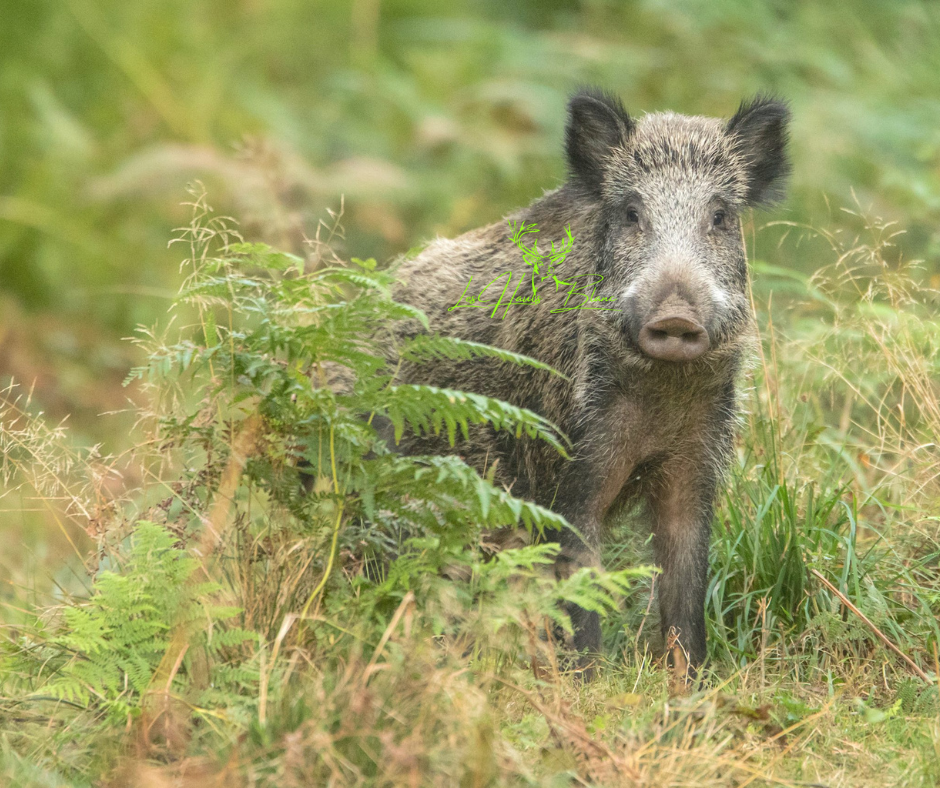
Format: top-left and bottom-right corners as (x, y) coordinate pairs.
(726, 95), (791, 206)
(565, 88), (634, 196)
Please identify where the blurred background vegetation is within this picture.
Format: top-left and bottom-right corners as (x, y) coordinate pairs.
(2, 0), (940, 607)
(4, 0), (940, 441)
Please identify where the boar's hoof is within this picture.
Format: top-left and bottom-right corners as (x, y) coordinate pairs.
(638, 316), (710, 362)
(664, 628), (701, 694)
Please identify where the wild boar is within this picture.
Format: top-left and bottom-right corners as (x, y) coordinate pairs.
(389, 88), (790, 679)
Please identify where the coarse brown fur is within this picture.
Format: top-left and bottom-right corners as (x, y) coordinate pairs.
(388, 88), (791, 679)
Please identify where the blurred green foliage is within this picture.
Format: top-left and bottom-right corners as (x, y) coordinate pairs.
(2, 0), (940, 440)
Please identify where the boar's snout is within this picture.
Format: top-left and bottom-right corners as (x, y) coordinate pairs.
(638, 310), (710, 363)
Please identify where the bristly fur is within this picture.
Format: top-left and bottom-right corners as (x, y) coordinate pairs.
(390, 87), (791, 679)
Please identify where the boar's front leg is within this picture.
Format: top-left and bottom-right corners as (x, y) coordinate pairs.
(549, 427), (637, 679)
(554, 519), (603, 678)
(647, 452), (718, 683)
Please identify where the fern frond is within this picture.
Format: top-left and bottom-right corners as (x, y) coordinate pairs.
(399, 334), (568, 379)
(376, 384), (569, 456)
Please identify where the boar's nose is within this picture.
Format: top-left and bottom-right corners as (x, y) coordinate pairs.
(638, 315), (710, 362)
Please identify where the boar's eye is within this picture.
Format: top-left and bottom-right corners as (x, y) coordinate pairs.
(712, 210), (726, 228)
(626, 207), (640, 224)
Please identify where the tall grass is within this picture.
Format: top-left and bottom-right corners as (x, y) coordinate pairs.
(707, 209), (940, 680)
(0, 197), (937, 785)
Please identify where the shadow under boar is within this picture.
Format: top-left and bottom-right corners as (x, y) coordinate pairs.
(390, 88), (790, 680)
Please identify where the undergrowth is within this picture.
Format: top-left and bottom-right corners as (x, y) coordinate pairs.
(0, 193), (938, 786)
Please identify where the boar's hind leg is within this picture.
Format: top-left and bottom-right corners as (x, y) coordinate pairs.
(647, 455), (718, 682)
